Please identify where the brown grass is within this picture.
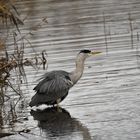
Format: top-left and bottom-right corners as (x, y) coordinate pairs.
(0, 0), (47, 103)
(0, 0), (23, 29)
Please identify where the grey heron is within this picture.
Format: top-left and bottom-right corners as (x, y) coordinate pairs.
(29, 50), (101, 107)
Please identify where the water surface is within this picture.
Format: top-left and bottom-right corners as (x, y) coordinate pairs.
(1, 0), (140, 140)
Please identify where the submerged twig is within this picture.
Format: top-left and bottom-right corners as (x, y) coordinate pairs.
(128, 13), (134, 49)
(41, 50), (48, 70)
(103, 13), (108, 54)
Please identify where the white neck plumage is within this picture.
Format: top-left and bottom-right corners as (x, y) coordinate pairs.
(70, 54), (87, 85)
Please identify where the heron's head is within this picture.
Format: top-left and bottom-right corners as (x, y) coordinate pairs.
(78, 49), (101, 60)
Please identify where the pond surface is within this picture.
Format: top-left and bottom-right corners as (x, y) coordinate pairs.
(1, 0), (140, 140)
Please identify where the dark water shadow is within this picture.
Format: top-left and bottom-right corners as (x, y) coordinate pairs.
(30, 107), (94, 140)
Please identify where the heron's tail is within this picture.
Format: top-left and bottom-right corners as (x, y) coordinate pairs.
(29, 93), (45, 107)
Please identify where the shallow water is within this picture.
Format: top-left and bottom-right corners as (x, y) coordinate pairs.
(1, 0), (140, 140)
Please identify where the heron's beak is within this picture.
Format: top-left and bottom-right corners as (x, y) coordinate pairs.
(90, 51), (102, 55)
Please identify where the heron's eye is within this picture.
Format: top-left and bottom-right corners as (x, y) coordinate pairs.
(80, 50), (91, 54)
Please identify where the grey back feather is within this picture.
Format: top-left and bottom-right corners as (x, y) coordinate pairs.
(29, 70), (73, 106)
(34, 70), (73, 97)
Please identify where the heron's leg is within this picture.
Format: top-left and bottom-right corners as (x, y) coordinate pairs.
(56, 98), (61, 107)
(56, 98), (61, 112)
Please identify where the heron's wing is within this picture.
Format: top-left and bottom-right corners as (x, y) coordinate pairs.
(34, 71), (73, 97)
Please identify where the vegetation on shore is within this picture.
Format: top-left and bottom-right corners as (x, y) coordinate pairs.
(0, 0), (48, 131)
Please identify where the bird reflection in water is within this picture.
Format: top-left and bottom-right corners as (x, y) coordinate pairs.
(30, 107), (93, 140)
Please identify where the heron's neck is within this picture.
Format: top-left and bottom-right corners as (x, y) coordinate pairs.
(70, 56), (85, 85)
